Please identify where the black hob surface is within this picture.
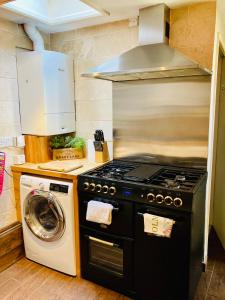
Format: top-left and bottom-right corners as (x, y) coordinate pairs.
(79, 160), (207, 211)
(86, 161), (205, 192)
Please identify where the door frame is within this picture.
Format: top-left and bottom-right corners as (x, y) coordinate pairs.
(205, 33), (225, 260)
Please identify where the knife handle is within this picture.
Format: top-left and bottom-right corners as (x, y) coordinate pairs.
(93, 141), (103, 151)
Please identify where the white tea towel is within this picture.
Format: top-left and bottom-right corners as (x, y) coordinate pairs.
(143, 213), (175, 238)
(86, 200), (113, 225)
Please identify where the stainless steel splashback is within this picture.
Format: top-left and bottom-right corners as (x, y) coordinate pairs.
(113, 77), (211, 162)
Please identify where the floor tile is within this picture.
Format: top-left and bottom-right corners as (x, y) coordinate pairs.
(194, 270), (213, 300)
(0, 227), (224, 300)
(207, 271), (225, 300)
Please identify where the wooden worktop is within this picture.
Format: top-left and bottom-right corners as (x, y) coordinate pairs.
(11, 159), (104, 180)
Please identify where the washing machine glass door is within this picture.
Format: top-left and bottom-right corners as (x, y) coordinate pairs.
(24, 190), (65, 242)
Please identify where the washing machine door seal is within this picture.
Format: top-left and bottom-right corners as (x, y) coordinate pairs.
(24, 189), (65, 242)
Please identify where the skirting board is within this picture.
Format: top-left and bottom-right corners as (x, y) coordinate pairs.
(0, 222), (24, 272)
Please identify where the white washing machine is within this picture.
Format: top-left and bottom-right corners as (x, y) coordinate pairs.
(20, 175), (76, 276)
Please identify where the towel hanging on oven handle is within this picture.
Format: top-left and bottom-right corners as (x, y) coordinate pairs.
(83, 200), (119, 212)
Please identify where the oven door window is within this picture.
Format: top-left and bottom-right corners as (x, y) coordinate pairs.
(88, 236), (123, 276)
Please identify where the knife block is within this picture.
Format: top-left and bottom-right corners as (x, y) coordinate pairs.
(95, 142), (110, 163)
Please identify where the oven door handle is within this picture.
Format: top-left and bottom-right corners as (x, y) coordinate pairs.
(85, 235), (119, 248)
(137, 212), (143, 216)
(137, 211), (182, 222)
(83, 200), (119, 212)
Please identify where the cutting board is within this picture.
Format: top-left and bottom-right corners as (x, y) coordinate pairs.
(38, 160), (83, 173)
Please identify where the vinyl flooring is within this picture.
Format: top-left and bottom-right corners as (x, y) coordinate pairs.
(0, 228), (224, 300)
(194, 228), (225, 300)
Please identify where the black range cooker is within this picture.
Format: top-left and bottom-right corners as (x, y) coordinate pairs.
(78, 160), (207, 300)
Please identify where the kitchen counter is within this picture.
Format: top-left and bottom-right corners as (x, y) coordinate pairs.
(11, 158), (103, 180)
(11, 159), (105, 278)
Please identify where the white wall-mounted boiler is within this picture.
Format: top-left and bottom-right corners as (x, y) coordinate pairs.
(17, 50), (75, 136)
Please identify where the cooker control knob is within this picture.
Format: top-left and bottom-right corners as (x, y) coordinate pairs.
(156, 194), (164, 204)
(109, 186), (117, 195)
(95, 184), (102, 192)
(164, 196), (173, 206)
(147, 193), (155, 202)
(102, 185), (109, 194)
(174, 197), (183, 207)
(83, 182), (89, 190)
(89, 183), (96, 191)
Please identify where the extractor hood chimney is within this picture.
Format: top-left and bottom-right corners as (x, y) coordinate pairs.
(82, 4), (211, 81)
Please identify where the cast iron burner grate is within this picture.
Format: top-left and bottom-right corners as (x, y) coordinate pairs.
(147, 168), (204, 191)
(87, 162), (136, 180)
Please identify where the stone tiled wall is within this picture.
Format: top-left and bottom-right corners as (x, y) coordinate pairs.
(50, 3), (215, 158)
(170, 2), (216, 70)
(51, 20), (139, 158)
(0, 19), (50, 229)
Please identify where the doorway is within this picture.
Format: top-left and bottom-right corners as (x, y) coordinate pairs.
(211, 46), (225, 249)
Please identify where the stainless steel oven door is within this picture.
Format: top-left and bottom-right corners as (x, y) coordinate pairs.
(80, 227), (134, 294)
(24, 189), (65, 242)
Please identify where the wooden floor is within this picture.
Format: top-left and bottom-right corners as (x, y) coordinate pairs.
(194, 228), (225, 300)
(0, 228), (224, 300)
(0, 257), (130, 300)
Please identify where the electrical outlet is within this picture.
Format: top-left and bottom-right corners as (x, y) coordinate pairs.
(0, 137), (13, 148)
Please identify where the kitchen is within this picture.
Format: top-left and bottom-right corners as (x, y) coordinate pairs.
(0, 0), (224, 300)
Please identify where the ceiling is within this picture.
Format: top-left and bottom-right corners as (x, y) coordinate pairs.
(0, 0), (216, 33)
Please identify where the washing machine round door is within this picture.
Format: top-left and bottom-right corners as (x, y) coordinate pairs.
(24, 189), (65, 242)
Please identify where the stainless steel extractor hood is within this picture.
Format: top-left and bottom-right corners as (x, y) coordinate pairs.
(82, 4), (211, 82)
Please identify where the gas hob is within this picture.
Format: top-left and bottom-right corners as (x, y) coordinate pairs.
(78, 160), (207, 212)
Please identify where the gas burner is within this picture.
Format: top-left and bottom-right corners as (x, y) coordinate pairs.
(163, 175), (187, 188)
(85, 161), (205, 192)
(148, 168), (204, 191)
(164, 179), (180, 189)
(175, 175), (186, 182)
(87, 162), (136, 180)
